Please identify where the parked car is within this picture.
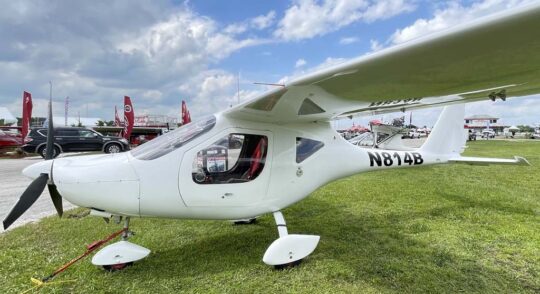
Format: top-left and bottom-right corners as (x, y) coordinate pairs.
(404, 130), (421, 139)
(0, 129), (22, 153)
(481, 129), (496, 139)
(22, 127), (130, 158)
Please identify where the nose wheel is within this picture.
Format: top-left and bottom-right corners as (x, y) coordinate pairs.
(92, 217), (151, 270)
(102, 262), (133, 272)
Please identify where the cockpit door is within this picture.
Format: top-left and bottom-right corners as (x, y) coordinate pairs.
(178, 128), (272, 207)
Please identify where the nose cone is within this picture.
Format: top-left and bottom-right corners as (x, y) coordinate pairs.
(22, 160), (53, 179)
(53, 153), (140, 216)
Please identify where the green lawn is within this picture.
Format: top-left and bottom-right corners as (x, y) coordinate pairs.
(1, 140), (539, 293)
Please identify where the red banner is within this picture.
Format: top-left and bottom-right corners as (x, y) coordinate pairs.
(22, 91), (32, 139)
(181, 100), (191, 125)
(123, 96), (134, 140)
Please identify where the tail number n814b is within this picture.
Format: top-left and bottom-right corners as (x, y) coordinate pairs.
(368, 151), (423, 167)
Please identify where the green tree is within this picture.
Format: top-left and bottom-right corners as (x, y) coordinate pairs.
(517, 125), (533, 132)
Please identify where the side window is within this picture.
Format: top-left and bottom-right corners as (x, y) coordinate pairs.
(296, 137), (324, 163)
(79, 130), (94, 137)
(192, 134), (268, 184)
(58, 130), (78, 136)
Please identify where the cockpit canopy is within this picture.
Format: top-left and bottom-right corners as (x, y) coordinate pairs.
(131, 115), (216, 160)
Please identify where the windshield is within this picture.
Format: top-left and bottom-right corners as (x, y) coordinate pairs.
(348, 132), (374, 147)
(131, 115), (216, 160)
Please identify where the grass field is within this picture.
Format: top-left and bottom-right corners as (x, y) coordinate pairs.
(0, 140), (539, 293)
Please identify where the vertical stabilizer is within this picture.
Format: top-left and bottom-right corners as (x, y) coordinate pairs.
(420, 104), (465, 155)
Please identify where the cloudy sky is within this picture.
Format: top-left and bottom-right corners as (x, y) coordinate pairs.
(1, 0), (538, 128)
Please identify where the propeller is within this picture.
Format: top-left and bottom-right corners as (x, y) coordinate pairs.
(3, 85), (63, 230)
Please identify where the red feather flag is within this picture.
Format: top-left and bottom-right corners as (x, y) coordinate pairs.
(181, 100), (191, 125)
(123, 96), (134, 140)
(21, 91), (33, 139)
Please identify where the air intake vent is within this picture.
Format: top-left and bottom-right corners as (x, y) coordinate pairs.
(298, 98), (325, 115)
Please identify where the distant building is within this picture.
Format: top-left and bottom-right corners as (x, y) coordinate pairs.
(464, 114), (507, 134)
(134, 114), (179, 128)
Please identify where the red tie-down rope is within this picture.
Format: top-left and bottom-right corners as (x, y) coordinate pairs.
(22, 227), (127, 293)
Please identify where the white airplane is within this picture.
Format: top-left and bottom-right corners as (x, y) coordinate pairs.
(3, 3), (539, 270)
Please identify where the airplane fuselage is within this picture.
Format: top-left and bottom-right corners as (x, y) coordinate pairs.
(41, 112), (451, 221)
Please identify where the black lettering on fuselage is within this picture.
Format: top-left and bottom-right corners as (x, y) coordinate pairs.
(412, 152), (424, 165)
(368, 151), (424, 167)
(368, 152), (382, 167)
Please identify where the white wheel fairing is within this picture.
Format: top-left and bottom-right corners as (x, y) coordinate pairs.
(263, 234), (320, 265)
(92, 241), (151, 266)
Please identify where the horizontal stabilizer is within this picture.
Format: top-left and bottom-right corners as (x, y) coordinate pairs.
(449, 156), (530, 166)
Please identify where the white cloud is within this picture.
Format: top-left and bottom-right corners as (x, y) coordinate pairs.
(251, 10), (276, 29)
(362, 0), (416, 23)
(177, 70), (266, 117)
(339, 37), (359, 45)
(274, 0), (416, 41)
(390, 0), (535, 44)
(116, 10), (265, 64)
(370, 39), (383, 51)
(222, 10), (276, 36)
(0, 2), (271, 120)
(278, 56), (348, 85)
(224, 23), (248, 35)
(295, 58), (307, 68)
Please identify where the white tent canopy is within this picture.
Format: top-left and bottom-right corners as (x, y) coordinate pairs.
(0, 107), (17, 124)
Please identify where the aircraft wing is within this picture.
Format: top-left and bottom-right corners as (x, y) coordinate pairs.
(225, 3), (540, 123)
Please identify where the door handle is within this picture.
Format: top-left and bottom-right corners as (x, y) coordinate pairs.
(222, 193), (234, 198)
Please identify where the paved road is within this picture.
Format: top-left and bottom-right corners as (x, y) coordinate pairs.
(0, 158), (75, 232)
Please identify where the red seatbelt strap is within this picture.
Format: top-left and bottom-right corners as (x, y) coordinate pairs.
(248, 138), (266, 179)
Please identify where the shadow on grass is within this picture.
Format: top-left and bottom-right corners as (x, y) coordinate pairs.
(119, 194), (537, 293)
(438, 192), (537, 216)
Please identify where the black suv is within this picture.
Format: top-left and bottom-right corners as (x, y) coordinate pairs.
(22, 127), (130, 158)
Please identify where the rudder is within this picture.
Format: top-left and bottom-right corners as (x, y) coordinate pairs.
(420, 104), (466, 155)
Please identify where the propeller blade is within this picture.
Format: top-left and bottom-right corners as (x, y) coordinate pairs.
(3, 173), (49, 230)
(47, 184), (63, 217)
(45, 93), (55, 160)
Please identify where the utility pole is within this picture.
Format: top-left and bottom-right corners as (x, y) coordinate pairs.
(65, 96), (69, 126)
(49, 81), (52, 127)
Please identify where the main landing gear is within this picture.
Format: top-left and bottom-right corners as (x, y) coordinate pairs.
(91, 217), (151, 271)
(263, 211), (320, 269)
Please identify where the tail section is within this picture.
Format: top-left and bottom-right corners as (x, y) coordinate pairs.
(420, 104), (465, 155)
(419, 104), (530, 166)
